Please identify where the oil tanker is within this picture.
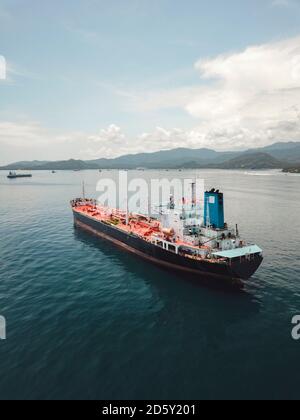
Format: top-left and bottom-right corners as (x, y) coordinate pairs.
(71, 187), (263, 286)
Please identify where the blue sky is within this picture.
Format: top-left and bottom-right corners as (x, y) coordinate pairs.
(1, 0), (300, 163)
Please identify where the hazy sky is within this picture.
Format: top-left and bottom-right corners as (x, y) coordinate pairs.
(1, 0), (300, 164)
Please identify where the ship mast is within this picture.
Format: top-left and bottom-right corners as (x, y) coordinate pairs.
(126, 201), (129, 226)
(191, 181), (196, 206)
(82, 181), (85, 200)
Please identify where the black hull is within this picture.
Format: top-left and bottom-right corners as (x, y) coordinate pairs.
(73, 211), (263, 284)
(7, 175), (32, 179)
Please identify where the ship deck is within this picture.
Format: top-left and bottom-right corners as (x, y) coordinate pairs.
(72, 204), (212, 254)
(71, 200), (263, 281)
(74, 205), (157, 237)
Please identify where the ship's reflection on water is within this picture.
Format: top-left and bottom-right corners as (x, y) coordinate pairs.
(73, 227), (261, 322)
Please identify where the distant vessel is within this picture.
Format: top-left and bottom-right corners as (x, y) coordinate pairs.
(7, 171), (32, 179)
(52, 170), (56, 174)
(71, 186), (263, 286)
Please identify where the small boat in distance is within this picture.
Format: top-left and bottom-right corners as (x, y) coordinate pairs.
(7, 171), (32, 179)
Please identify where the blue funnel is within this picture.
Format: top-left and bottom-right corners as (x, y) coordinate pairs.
(204, 190), (225, 229)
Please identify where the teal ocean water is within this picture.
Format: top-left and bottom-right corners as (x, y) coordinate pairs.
(0, 169), (300, 400)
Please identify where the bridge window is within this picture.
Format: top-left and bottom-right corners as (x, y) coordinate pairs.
(168, 244), (176, 253)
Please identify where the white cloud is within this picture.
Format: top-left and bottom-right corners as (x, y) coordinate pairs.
(95, 36), (300, 151)
(82, 124), (128, 159)
(0, 121), (131, 163)
(272, 0), (292, 7)
(2, 36), (300, 163)
(0, 121), (50, 147)
(0, 121), (79, 147)
(0, 121), (88, 164)
(123, 36), (300, 150)
(184, 36), (300, 148)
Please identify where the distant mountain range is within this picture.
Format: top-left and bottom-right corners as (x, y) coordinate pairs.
(1, 142), (300, 171)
